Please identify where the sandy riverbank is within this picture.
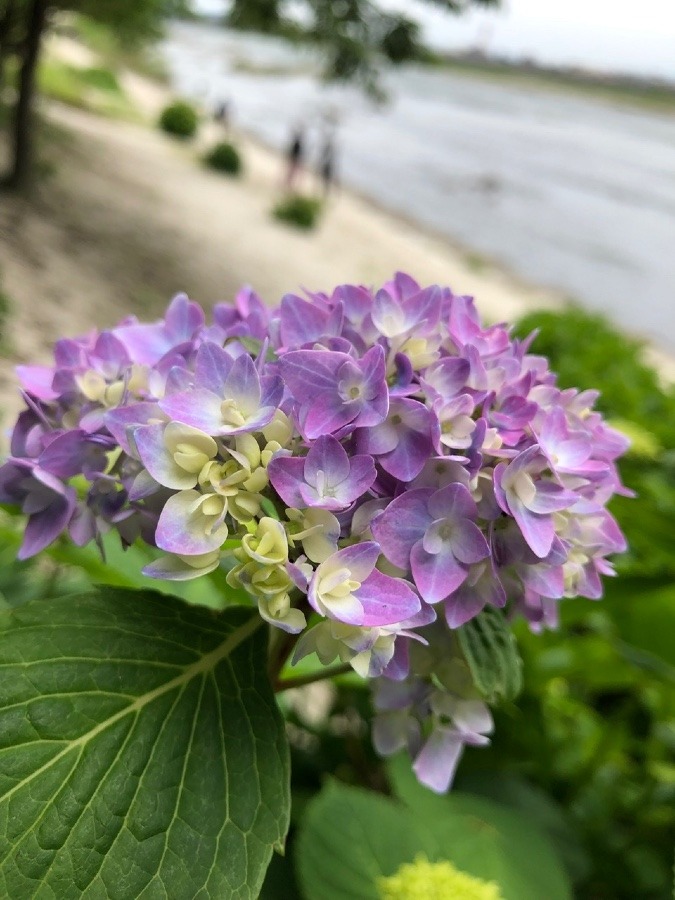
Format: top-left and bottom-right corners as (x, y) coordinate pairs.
(0, 38), (672, 438)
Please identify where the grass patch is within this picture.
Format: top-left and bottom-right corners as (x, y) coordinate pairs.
(464, 251), (490, 274)
(273, 193), (322, 230)
(77, 66), (121, 93)
(0, 280), (13, 354)
(37, 59), (137, 120)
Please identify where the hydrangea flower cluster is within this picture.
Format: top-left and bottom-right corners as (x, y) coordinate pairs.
(0, 274), (629, 792)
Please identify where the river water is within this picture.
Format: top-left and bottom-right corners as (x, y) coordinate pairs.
(161, 22), (675, 353)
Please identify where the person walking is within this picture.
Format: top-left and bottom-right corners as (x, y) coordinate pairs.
(214, 99), (230, 133)
(285, 126), (304, 191)
(318, 133), (337, 198)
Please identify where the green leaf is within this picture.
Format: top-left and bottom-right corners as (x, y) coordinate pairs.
(297, 782), (423, 900)
(47, 531), (252, 611)
(457, 607), (523, 702)
(0, 588), (290, 899)
(455, 772), (591, 884)
(387, 754), (571, 899)
(606, 580), (675, 668)
(416, 793), (572, 900)
(298, 779), (572, 900)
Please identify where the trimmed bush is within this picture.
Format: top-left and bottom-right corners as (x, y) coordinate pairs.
(159, 101), (198, 139)
(272, 194), (322, 230)
(204, 141), (243, 176)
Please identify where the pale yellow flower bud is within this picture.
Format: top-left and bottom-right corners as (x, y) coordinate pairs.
(242, 517), (289, 565)
(262, 410), (293, 447)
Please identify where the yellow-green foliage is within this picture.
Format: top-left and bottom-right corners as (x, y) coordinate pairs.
(67, 13), (168, 83)
(37, 59), (136, 120)
(0, 276), (11, 354)
(68, 14), (120, 60)
(378, 855), (504, 900)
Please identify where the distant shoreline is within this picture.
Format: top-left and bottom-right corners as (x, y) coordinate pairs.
(429, 54), (675, 116)
(184, 14), (675, 116)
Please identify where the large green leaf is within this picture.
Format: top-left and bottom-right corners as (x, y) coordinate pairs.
(605, 579), (675, 668)
(0, 588), (290, 899)
(297, 779), (572, 900)
(386, 755), (572, 900)
(458, 606), (523, 703)
(296, 783), (423, 900)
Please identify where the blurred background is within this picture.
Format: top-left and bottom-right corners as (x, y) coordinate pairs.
(0, 1), (674, 897)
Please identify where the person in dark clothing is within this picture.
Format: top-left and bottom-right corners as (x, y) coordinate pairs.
(285, 127), (304, 190)
(318, 134), (337, 197)
(214, 100), (230, 131)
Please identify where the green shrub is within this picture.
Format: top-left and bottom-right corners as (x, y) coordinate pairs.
(272, 193), (322, 230)
(158, 101), (198, 139)
(204, 141), (243, 176)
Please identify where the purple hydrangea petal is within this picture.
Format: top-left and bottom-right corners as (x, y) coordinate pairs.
(428, 482), (478, 523)
(194, 342), (234, 394)
(411, 540), (468, 604)
(280, 350), (342, 395)
(279, 293), (343, 347)
(375, 399), (435, 482)
(267, 456), (307, 507)
(159, 388), (223, 434)
(444, 564), (506, 628)
(354, 570), (421, 627)
(114, 294), (204, 365)
(510, 497), (556, 559)
(448, 520), (490, 565)
(301, 397), (359, 439)
(38, 431), (101, 479)
(304, 434), (350, 486)
(105, 403), (166, 455)
(527, 481), (577, 514)
(329, 541), (380, 583)
(341, 455), (377, 502)
(422, 357), (471, 401)
(413, 728), (464, 793)
(371, 489), (434, 569)
(15, 365), (58, 401)
(21, 496), (74, 559)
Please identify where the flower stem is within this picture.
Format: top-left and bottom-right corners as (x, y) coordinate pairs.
(267, 629), (300, 683)
(274, 662), (353, 693)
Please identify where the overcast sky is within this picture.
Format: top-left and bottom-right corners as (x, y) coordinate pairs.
(380, 0), (675, 80)
(194, 0), (675, 81)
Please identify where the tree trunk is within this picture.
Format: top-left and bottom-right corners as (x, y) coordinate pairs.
(0, 0), (19, 97)
(5, 0), (49, 190)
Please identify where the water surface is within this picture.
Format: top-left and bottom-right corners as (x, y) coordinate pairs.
(162, 22), (675, 352)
